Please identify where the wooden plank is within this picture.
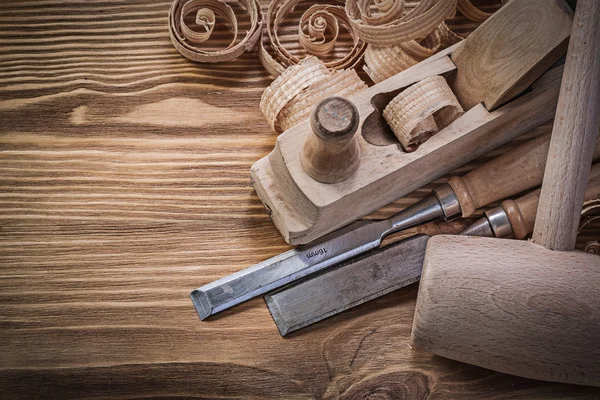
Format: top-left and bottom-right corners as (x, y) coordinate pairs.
(1, 0), (599, 398)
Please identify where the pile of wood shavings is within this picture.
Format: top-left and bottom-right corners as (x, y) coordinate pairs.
(168, 0), (499, 135)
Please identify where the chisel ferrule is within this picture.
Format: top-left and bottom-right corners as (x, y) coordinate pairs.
(484, 206), (514, 239)
(460, 217), (493, 237)
(433, 184), (462, 220)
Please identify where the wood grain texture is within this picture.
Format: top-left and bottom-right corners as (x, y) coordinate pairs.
(504, 160), (600, 239)
(1, 0), (599, 398)
(252, 59), (563, 245)
(447, 131), (551, 217)
(449, 0), (572, 110)
(413, 235), (600, 386)
(301, 97), (361, 183)
(532, 0), (600, 251)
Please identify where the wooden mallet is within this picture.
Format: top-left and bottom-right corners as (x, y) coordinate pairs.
(411, 0), (600, 386)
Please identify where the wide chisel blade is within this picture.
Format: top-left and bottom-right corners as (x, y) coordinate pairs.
(264, 234), (429, 336)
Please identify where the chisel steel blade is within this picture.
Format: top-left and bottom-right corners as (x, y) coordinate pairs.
(264, 234), (429, 336)
(191, 219), (393, 320)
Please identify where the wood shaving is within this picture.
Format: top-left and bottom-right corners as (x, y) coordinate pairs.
(578, 200), (600, 255)
(383, 75), (463, 151)
(279, 69), (367, 131)
(364, 22), (462, 83)
(168, 0), (263, 63)
(260, 57), (367, 133)
(457, 0), (493, 22)
(261, 0), (366, 77)
(345, 0), (457, 46)
(299, 5), (341, 56)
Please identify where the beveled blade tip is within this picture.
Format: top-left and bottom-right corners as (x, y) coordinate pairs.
(190, 289), (212, 320)
(264, 295), (291, 337)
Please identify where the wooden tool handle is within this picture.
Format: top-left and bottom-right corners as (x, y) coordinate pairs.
(450, 127), (600, 218)
(301, 97), (361, 184)
(532, 0), (600, 250)
(504, 162), (600, 239)
(501, 191), (539, 240)
(448, 133), (551, 217)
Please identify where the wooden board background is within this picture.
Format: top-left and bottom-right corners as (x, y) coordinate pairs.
(1, 0), (599, 398)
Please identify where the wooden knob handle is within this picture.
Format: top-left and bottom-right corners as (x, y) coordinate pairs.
(503, 162), (600, 239)
(301, 97), (360, 184)
(533, 0), (600, 250)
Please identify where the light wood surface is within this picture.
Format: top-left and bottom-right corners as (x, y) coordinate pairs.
(413, 3), (600, 386)
(532, 0), (600, 251)
(414, 235), (600, 387)
(2, 0), (600, 398)
(301, 97), (361, 183)
(252, 58), (564, 245)
(449, 0), (572, 110)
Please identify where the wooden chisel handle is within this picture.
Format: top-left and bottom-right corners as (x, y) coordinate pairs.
(502, 162), (600, 239)
(448, 132), (600, 218)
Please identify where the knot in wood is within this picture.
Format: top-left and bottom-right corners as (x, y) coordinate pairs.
(311, 97), (359, 142)
(338, 370), (431, 400)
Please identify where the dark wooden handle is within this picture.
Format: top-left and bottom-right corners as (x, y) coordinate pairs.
(450, 130), (600, 218)
(532, 0), (600, 250)
(447, 132), (551, 217)
(503, 162), (600, 239)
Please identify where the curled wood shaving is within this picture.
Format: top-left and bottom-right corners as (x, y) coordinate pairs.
(260, 56), (366, 133)
(299, 5), (340, 56)
(261, 0), (366, 77)
(279, 69), (367, 131)
(168, 0), (262, 63)
(363, 22), (461, 83)
(260, 57), (329, 131)
(578, 200), (600, 255)
(383, 75), (463, 151)
(457, 0), (492, 22)
(583, 241), (600, 255)
(345, 0), (457, 46)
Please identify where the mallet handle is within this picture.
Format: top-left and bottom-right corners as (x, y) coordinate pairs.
(532, 0), (600, 250)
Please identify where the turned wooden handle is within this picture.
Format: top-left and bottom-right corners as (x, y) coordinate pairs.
(301, 97), (361, 184)
(450, 129), (600, 218)
(448, 125), (600, 217)
(504, 162), (600, 239)
(447, 133), (551, 217)
(532, 0), (600, 250)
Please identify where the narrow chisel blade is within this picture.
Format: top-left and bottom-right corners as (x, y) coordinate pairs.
(264, 234), (429, 336)
(190, 219), (392, 320)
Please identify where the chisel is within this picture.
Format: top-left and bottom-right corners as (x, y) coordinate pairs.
(191, 129), (575, 320)
(265, 162), (600, 336)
